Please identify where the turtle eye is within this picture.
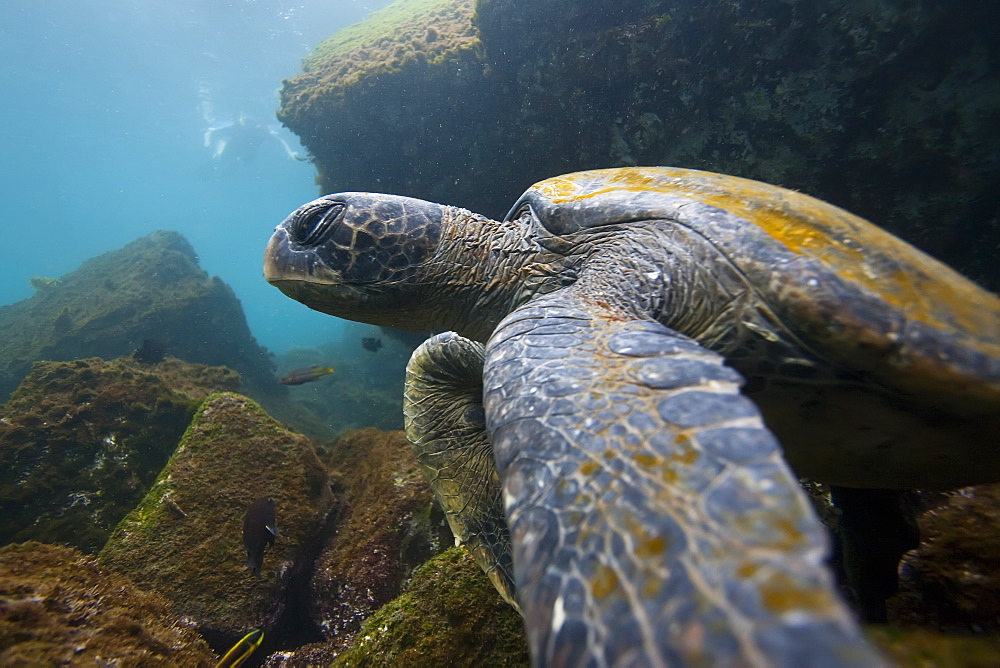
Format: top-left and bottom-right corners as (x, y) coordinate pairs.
(508, 203), (533, 224)
(291, 201), (345, 246)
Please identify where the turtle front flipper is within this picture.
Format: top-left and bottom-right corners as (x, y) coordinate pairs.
(484, 291), (881, 666)
(404, 331), (519, 612)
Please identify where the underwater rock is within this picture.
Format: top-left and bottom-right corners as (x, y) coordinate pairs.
(0, 541), (216, 665)
(309, 428), (450, 645)
(328, 547), (529, 666)
(99, 392), (335, 655)
(889, 483), (1000, 633)
(278, 0), (485, 207)
(0, 230), (277, 403)
(0, 355), (239, 553)
(866, 627), (1000, 666)
(280, 0), (1000, 290)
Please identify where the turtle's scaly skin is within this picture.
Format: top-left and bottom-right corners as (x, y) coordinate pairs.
(265, 167), (1000, 666)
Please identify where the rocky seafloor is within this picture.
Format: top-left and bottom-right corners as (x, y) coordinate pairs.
(2, 350), (999, 665)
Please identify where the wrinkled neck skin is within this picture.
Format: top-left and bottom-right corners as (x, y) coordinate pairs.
(407, 211), (747, 347)
(416, 207), (569, 342)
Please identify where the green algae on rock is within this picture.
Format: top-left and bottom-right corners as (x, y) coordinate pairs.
(0, 355), (239, 553)
(0, 230), (276, 403)
(866, 626), (1000, 667)
(331, 547), (528, 667)
(0, 541), (216, 666)
(300, 0), (478, 77)
(278, 0), (485, 203)
(99, 392), (334, 647)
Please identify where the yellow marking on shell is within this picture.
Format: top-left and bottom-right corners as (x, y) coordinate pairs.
(671, 446), (699, 467)
(530, 167), (1000, 353)
(756, 516), (808, 552)
(759, 571), (836, 615)
(591, 564), (619, 598)
(643, 576), (663, 599)
(737, 562), (760, 579)
(580, 460), (600, 475)
(635, 534), (667, 558)
(633, 452), (657, 469)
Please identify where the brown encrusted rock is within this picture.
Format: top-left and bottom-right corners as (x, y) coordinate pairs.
(0, 542), (216, 666)
(0, 355), (239, 553)
(99, 393), (335, 652)
(0, 230), (277, 402)
(889, 483), (1000, 632)
(309, 428), (450, 646)
(329, 547), (529, 666)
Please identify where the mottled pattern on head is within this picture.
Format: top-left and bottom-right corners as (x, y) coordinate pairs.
(276, 192), (443, 284)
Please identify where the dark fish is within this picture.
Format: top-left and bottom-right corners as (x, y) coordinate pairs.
(361, 336), (383, 352)
(133, 338), (167, 364)
(216, 628), (264, 668)
(277, 365), (334, 385)
(243, 497), (277, 577)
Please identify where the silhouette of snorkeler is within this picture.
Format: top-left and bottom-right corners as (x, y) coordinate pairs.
(203, 111), (305, 163)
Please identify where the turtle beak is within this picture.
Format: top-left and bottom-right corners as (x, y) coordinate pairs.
(263, 225), (331, 285)
(262, 226), (290, 284)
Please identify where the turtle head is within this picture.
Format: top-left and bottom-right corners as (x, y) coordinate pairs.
(264, 192), (446, 329)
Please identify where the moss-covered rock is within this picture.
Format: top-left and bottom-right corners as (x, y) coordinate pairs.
(278, 0), (487, 205)
(300, 0), (479, 82)
(867, 625), (1000, 666)
(0, 355), (239, 553)
(331, 547), (528, 666)
(280, 0), (1000, 290)
(99, 393), (334, 654)
(0, 230), (277, 402)
(0, 542), (216, 665)
(310, 428), (450, 644)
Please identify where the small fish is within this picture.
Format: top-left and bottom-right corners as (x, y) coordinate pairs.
(161, 493), (187, 519)
(277, 365), (334, 385)
(215, 628), (264, 668)
(361, 336), (383, 352)
(243, 497), (277, 577)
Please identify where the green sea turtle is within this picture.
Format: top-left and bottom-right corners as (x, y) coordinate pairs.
(264, 167), (1000, 665)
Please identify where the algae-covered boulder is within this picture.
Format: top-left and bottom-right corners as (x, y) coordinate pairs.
(330, 547), (529, 666)
(278, 0), (486, 207)
(99, 392), (335, 653)
(280, 0), (1000, 289)
(0, 355), (239, 553)
(0, 230), (276, 402)
(309, 428), (450, 644)
(0, 542), (216, 665)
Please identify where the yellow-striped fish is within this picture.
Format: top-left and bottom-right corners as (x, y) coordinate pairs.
(216, 629), (264, 668)
(278, 365), (334, 385)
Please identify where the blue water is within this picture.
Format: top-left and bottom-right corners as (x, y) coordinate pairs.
(0, 0), (393, 353)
